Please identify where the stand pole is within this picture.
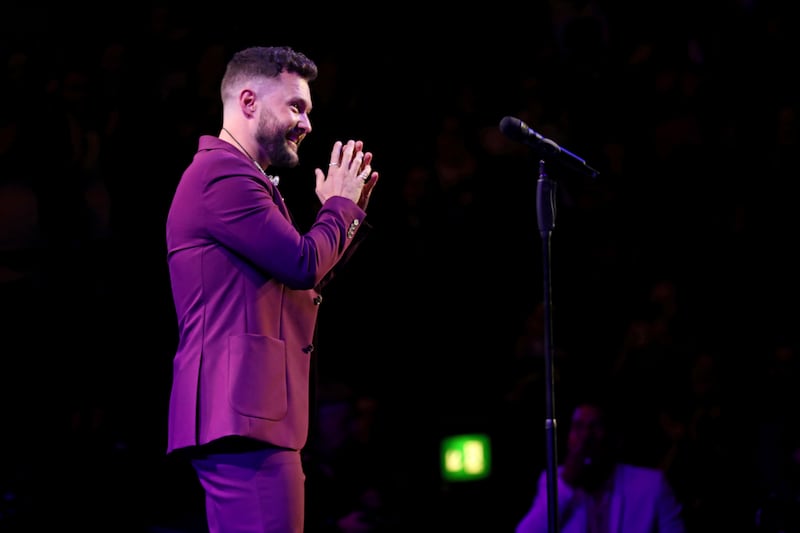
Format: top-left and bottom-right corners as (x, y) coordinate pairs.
(536, 159), (559, 533)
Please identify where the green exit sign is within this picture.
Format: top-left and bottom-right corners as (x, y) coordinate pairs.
(440, 433), (491, 481)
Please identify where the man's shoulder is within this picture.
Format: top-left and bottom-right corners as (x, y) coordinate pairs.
(198, 134), (228, 151)
(186, 136), (261, 180)
(614, 463), (669, 485)
(196, 135), (242, 161)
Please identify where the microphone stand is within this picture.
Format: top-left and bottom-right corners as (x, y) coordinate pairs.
(500, 114), (597, 533)
(536, 159), (559, 533)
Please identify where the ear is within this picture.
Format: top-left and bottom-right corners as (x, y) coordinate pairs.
(240, 89), (257, 117)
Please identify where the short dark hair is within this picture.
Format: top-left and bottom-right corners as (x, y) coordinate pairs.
(566, 391), (618, 431)
(221, 46), (318, 97)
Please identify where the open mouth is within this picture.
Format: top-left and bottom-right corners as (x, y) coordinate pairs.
(287, 131), (304, 148)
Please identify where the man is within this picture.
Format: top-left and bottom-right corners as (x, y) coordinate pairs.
(515, 399), (687, 533)
(165, 45), (379, 533)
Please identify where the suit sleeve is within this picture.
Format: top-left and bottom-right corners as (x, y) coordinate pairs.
(314, 219), (371, 292)
(656, 472), (687, 533)
(203, 167), (366, 290)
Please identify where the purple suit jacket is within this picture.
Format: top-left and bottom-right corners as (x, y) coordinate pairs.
(165, 136), (367, 454)
(515, 463), (687, 533)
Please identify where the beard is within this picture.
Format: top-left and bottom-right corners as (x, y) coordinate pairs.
(256, 108), (299, 169)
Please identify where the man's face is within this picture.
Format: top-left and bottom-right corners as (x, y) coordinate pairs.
(255, 71), (312, 169)
(567, 404), (609, 461)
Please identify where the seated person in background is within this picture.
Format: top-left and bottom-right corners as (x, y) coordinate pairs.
(515, 398), (687, 533)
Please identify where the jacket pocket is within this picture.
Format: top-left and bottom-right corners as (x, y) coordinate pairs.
(228, 334), (288, 420)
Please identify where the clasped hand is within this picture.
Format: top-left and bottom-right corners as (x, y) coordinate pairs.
(315, 139), (379, 210)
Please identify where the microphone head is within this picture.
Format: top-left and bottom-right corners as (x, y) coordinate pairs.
(498, 115), (600, 178)
(499, 115), (538, 144)
(499, 116), (522, 139)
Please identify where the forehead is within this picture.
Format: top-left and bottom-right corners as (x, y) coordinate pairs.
(258, 71), (312, 109)
(572, 404), (605, 424)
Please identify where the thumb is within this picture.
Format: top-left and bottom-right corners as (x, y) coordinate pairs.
(314, 168), (328, 203)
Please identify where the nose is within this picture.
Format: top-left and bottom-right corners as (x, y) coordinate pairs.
(298, 114), (312, 134)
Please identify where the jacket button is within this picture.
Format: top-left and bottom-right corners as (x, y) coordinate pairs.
(302, 344), (314, 354)
(313, 295), (323, 305)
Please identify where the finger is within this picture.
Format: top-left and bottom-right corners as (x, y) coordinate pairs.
(342, 140), (357, 168)
(328, 140), (343, 168)
(359, 172), (378, 207)
(361, 152), (373, 169)
(366, 171), (378, 189)
(315, 168), (325, 188)
(346, 143), (364, 171)
(361, 171), (377, 192)
(357, 164), (372, 183)
(351, 151), (365, 172)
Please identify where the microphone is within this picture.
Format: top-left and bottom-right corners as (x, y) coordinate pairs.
(499, 116), (599, 179)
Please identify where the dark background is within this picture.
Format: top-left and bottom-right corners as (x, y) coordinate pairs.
(2, 2), (799, 532)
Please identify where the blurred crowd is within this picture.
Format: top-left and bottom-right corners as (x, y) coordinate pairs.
(1, 2), (799, 531)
